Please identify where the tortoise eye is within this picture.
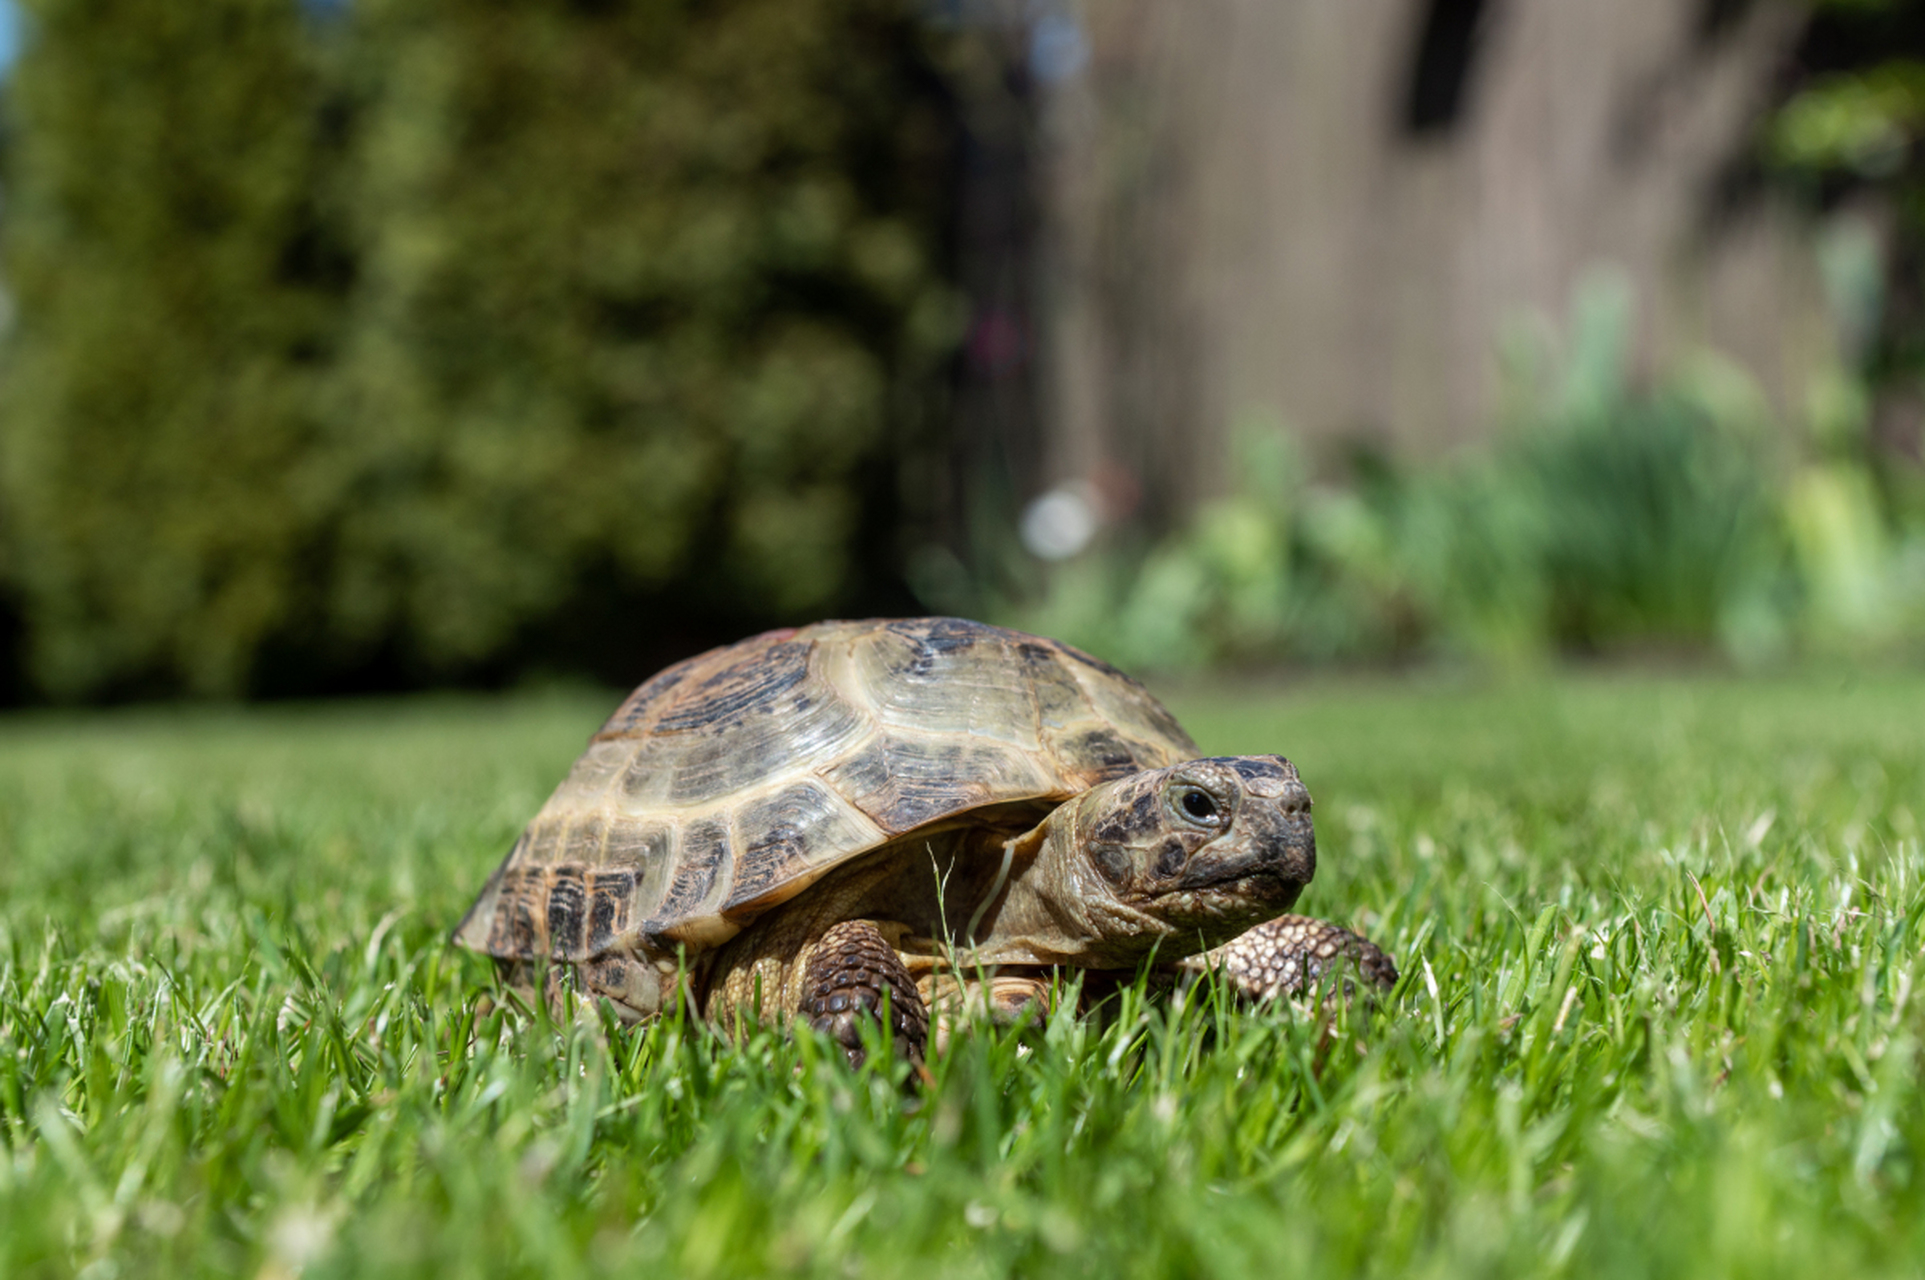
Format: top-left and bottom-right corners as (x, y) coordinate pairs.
(1177, 788), (1219, 823)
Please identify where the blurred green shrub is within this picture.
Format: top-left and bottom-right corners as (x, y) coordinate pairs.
(0, 0), (341, 697)
(1760, 1), (1925, 577)
(0, 0), (956, 698)
(327, 0), (956, 673)
(991, 274), (1923, 671)
(1769, 59), (1925, 179)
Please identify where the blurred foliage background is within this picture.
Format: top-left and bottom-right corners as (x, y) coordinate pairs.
(0, 0), (957, 699)
(992, 271), (1925, 673)
(0, 0), (1921, 703)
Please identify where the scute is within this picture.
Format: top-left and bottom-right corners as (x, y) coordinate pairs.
(653, 639), (814, 734)
(647, 819), (733, 946)
(856, 625), (1040, 747)
(454, 617), (1200, 965)
(469, 856), (643, 962)
(821, 731), (1058, 834)
(723, 780), (880, 916)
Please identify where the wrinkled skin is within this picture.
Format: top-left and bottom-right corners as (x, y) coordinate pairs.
(959, 756), (1317, 967)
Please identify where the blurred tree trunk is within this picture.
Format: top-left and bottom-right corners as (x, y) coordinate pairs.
(1034, 0), (1832, 520)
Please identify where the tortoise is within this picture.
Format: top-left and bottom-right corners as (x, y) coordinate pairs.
(454, 616), (1396, 1061)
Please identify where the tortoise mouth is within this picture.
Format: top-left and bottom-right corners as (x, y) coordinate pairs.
(1144, 861), (1308, 933)
(1176, 863), (1305, 901)
(1170, 824), (1315, 898)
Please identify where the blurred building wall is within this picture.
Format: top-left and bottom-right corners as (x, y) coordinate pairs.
(1037, 0), (1834, 519)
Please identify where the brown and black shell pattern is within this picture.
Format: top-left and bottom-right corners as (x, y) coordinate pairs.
(454, 617), (1199, 971)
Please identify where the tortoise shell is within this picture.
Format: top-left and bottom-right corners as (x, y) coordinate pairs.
(453, 617), (1199, 965)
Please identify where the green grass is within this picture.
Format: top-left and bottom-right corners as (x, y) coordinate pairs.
(2, 670), (1923, 1278)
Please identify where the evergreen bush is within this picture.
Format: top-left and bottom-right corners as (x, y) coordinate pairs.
(0, 0), (340, 697)
(0, 0), (956, 699)
(325, 0), (956, 677)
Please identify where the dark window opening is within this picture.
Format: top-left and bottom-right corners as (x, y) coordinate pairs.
(1402, 0), (1495, 137)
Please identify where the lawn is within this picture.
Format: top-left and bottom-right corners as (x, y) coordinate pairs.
(2, 669), (1923, 1278)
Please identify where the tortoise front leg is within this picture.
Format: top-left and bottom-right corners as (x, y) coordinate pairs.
(798, 920), (929, 1067)
(1178, 915), (1398, 1002)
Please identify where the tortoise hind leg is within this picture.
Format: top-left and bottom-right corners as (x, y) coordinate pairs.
(917, 971), (1054, 1055)
(1178, 915), (1398, 1003)
(798, 920), (930, 1067)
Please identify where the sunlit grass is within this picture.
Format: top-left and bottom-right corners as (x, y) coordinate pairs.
(2, 670), (1923, 1277)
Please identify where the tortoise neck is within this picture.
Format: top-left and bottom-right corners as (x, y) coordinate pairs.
(964, 803), (1175, 968)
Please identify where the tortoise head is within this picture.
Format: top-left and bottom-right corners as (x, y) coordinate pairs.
(988, 756), (1315, 965)
(1073, 755), (1314, 929)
